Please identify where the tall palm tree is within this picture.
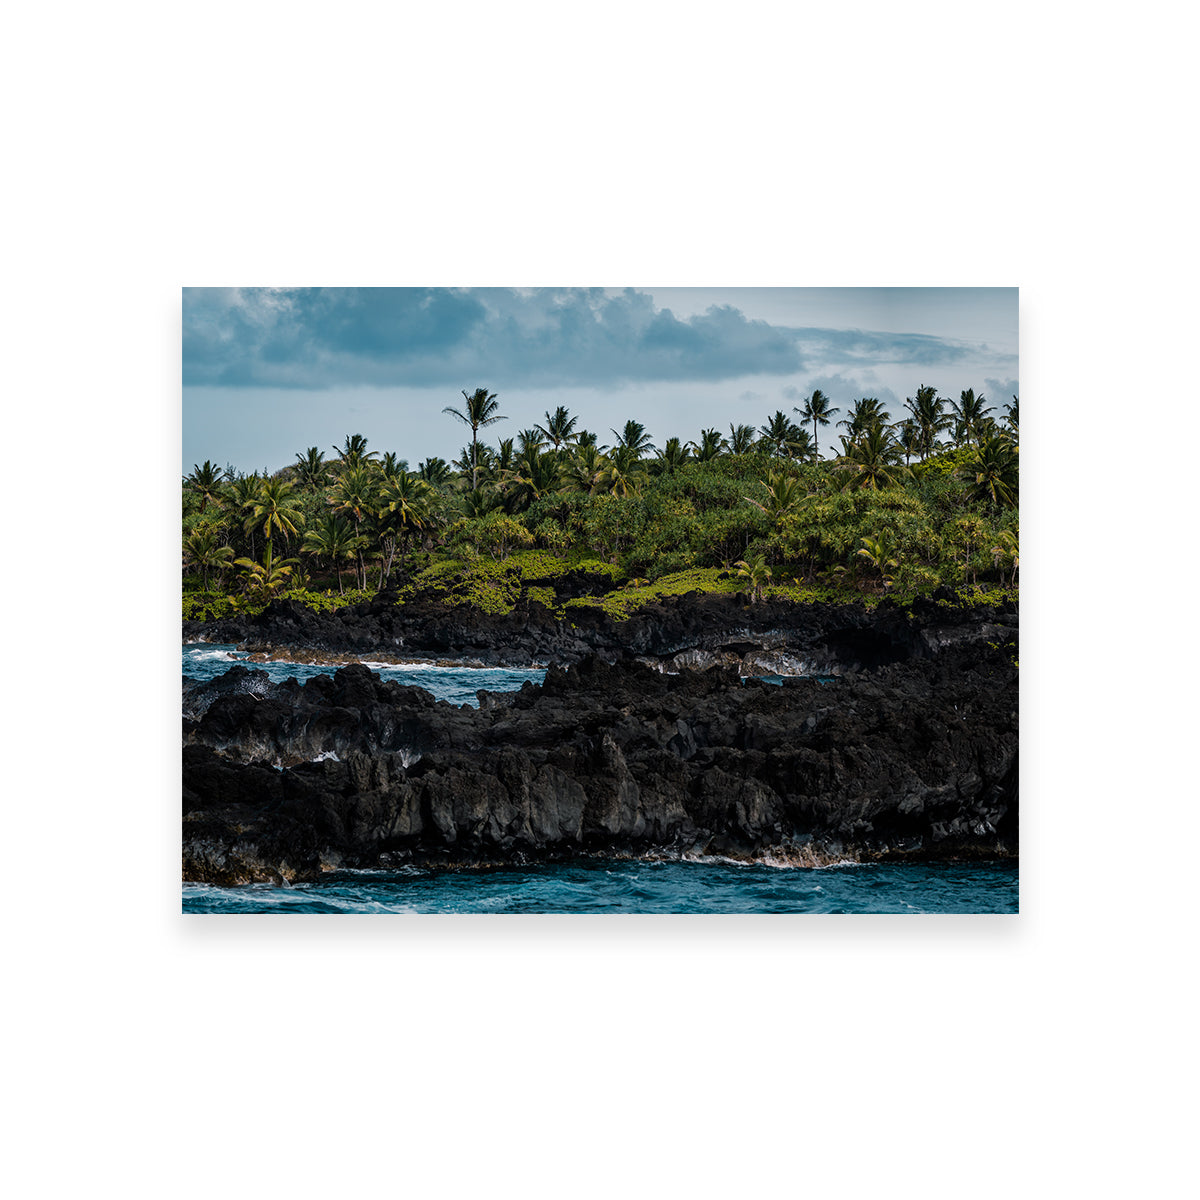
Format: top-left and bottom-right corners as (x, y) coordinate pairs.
(185, 461), (227, 513)
(728, 423), (757, 455)
(576, 429), (598, 450)
(443, 388), (505, 491)
(293, 447), (328, 491)
(534, 406), (579, 452)
(795, 390), (840, 460)
(301, 513), (361, 595)
(902, 386), (949, 460)
(245, 477), (305, 561)
(835, 425), (911, 491)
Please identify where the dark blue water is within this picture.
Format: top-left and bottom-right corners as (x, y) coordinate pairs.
(182, 859), (1018, 914)
(182, 644), (1017, 914)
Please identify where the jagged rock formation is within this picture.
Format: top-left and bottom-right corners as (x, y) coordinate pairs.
(184, 588), (1017, 675)
(182, 622), (1018, 884)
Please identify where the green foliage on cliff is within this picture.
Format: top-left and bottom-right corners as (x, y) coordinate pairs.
(184, 396), (1018, 622)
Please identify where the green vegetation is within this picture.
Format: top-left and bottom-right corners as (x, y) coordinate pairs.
(183, 384), (1018, 621)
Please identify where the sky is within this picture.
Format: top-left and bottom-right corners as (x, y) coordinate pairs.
(182, 287), (1018, 476)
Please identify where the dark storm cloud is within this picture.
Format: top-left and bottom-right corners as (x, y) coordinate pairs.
(183, 287), (812, 389)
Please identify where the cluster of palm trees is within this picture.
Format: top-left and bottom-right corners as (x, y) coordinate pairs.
(185, 382), (1019, 599)
(184, 435), (445, 595)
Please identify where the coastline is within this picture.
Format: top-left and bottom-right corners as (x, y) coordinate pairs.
(183, 595), (1018, 886)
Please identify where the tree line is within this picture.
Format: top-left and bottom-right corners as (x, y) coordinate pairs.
(183, 384), (1019, 605)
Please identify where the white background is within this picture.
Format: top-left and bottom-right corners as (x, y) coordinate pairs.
(5, 2), (1193, 1197)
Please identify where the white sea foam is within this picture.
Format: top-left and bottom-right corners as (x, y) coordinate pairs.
(310, 750), (340, 763)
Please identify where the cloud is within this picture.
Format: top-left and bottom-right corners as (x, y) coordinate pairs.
(183, 287), (810, 389)
(791, 326), (1014, 369)
(984, 377), (1020, 403)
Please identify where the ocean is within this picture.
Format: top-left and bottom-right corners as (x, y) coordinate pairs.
(182, 643), (1018, 914)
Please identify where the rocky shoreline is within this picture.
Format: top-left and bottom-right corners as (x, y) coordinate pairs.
(182, 593), (1018, 885)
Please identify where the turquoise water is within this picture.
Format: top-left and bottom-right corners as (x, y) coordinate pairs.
(182, 859), (1018, 914)
(182, 645), (1018, 914)
(183, 643), (545, 707)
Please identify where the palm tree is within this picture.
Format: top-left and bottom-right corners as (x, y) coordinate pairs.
(301, 513), (361, 595)
(837, 397), (890, 442)
(560, 443), (608, 494)
(576, 429), (598, 450)
(835, 425), (911, 491)
(443, 388), (505, 491)
(223, 473), (263, 558)
(233, 543), (298, 602)
(1002, 396), (1019, 437)
(380, 451), (409, 480)
(376, 473), (435, 584)
(656, 437), (690, 474)
(728, 423), (757, 455)
(744, 470), (806, 526)
(293, 447), (328, 491)
(245, 477), (305, 561)
(328, 463), (380, 587)
(897, 419), (921, 466)
(183, 527), (234, 590)
(957, 435), (1019, 509)
(333, 433), (377, 470)
(733, 552), (773, 603)
(517, 428), (546, 454)
(903, 386), (950, 460)
(417, 457), (452, 487)
(758, 411), (809, 459)
(856, 530), (900, 590)
(795, 390), (840, 460)
(534, 406), (579, 452)
(990, 527), (1019, 588)
(948, 389), (994, 447)
(609, 420), (656, 464)
(185, 461), (227, 513)
(509, 448), (562, 511)
(690, 428), (725, 463)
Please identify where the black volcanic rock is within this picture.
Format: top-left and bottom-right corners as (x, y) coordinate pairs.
(183, 592), (1017, 673)
(182, 620), (1019, 883)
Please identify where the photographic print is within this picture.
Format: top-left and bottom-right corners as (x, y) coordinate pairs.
(182, 287), (1018, 913)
